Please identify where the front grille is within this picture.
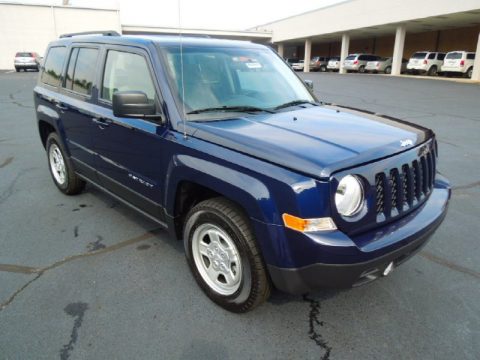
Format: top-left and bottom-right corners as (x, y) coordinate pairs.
(375, 146), (436, 221)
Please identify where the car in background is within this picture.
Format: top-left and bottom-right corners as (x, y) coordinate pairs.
(343, 54), (381, 73)
(310, 56), (329, 72)
(285, 58), (299, 67)
(406, 51), (445, 76)
(441, 51), (475, 78)
(291, 60), (304, 71)
(327, 56), (341, 71)
(365, 57), (408, 74)
(14, 52), (41, 72)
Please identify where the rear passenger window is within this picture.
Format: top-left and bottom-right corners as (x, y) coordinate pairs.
(428, 53), (435, 60)
(467, 53), (475, 60)
(64, 48), (98, 95)
(101, 50), (156, 102)
(41, 46), (66, 87)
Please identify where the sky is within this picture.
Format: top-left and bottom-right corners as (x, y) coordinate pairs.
(11, 0), (345, 30)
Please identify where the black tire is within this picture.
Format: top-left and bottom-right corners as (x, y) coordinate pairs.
(466, 67), (473, 79)
(385, 66), (392, 74)
(183, 197), (271, 313)
(46, 132), (85, 195)
(358, 65), (366, 73)
(428, 66), (438, 76)
(320, 65), (327, 72)
(15, 67), (19, 72)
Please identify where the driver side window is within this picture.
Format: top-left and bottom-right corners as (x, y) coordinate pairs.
(102, 50), (156, 102)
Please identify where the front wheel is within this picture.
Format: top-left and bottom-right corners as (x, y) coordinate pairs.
(183, 198), (271, 312)
(46, 132), (85, 195)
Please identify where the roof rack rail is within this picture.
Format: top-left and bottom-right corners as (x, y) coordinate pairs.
(59, 30), (120, 38)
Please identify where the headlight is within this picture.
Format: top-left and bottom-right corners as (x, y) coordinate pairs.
(335, 175), (364, 217)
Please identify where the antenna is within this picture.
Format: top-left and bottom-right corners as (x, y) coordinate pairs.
(178, 0), (187, 139)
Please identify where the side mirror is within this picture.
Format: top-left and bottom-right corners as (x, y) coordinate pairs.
(112, 91), (157, 119)
(304, 79), (314, 90)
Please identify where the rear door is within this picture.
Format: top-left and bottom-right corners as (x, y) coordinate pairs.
(91, 46), (169, 222)
(57, 45), (101, 177)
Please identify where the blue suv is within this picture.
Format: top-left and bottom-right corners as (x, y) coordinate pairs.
(34, 32), (450, 312)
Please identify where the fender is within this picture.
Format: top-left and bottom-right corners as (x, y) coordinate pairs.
(164, 154), (280, 225)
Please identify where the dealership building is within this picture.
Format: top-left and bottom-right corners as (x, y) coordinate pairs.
(0, 0), (479, 80)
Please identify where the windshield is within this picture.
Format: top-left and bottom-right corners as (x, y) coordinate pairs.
(160, 45), (315, 121)
(445, 52), (462, 60)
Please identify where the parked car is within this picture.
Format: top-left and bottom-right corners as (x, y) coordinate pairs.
(406, 51), (445, 76)
(284, 58), (299, 67)
(365, 57), (408, 74)
(343, 54), (381, 73)
(291, 60), (304, 71)
(35, 32), (450, 312)
(441, 51), (475, 78)
(14, 51), (41, 72)
(310, 56), (329, 72)
(327, 56), (341, 71)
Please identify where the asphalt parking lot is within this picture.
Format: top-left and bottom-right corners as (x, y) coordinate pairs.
(0, 70), (479, 360)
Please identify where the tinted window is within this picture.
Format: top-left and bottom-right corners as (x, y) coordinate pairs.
(345, 55), (356, 60)
(437, 53), (446, 60)
(16, 52), (33, 57)
(330, 57), (340, 61)
(467, 53), (475, 60)
(446, 52), (463, 60)
(71, 48), (98, 95)
(102, 50), (156, 102)
(411, 52), (427, 59)
(428, 53), (435, 60)
(41, 46), (66, 87)
(64, 48), (79, 90)
(358, 55), (367, 60)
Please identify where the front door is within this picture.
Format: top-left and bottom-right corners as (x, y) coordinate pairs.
(91, 47), (169, 222)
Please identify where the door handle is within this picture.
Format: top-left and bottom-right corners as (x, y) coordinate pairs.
(92, 117), (112, 128)
(54, 101), (68, 111)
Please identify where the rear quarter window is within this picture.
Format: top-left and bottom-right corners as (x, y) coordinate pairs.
(41, 46), (67, 87)
(428, 53), (436, 60)
(467, 53), (475, 60)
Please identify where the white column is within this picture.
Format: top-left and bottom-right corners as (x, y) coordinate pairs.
(471, 32), (480, 81)
(304, 39), (311, 72)
(391, 25), (406, 76)
(339, 33), (350, 74)
(277, 43), (284, 58)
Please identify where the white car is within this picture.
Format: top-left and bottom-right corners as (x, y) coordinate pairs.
(14, 52), (41, 72)
(343, 54), (381, 73)
(441, 51), (475, 78)
(406, 51), (445, 76)
(291, 60), (304, 71)
(327, 56), (340, 71)
(365, 57), (408, 74)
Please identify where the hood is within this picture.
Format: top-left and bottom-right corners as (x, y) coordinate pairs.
(187, 105), (433, 179)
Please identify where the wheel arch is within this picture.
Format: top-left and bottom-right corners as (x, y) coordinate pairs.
(165, 155), (277, 240)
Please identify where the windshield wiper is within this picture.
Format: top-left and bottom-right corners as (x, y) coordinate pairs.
(273, 100), (319, 110)
(187, 105), (274, 115)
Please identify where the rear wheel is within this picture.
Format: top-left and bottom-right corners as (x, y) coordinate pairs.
(46, 132), (85, 195)
(466, 67), (473, 79)
(385, 66), (392, 74)
(320, 65), (327, 72)
(358, 65), (366, 73)
(183, 198), (271, 312)
(15, 67), (19, 72)
(428, 66), (438, 76)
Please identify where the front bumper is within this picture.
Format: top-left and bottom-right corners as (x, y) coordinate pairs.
(264, 177), (450, 294)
